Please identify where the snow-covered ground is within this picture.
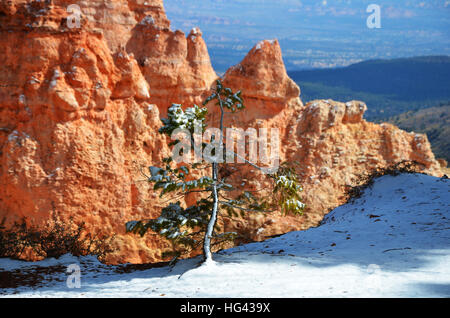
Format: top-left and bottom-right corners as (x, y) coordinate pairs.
(1, 173), (449, 297)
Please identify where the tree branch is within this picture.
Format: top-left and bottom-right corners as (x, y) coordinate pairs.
(219, 200), (274, 213)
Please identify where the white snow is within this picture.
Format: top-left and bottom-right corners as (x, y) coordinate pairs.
(72, 48), (85, 59)
(46, 167), (61, 179)
(255, 41), (263, 50)
(19, 94), (26, 105)
(1, 173), (449, 298)
(7, 130), (20, 142)
(7, 130), (31, 143)
(49, 69), (60, 89)
(139, 15), (154, 26)
(255, 39), (276, 50)
(309, 102), (319, 111)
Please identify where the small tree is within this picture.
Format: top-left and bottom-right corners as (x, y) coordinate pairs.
(126, 80), (304, 264)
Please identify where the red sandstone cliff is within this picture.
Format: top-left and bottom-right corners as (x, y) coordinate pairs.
(0, 0), (442, 264)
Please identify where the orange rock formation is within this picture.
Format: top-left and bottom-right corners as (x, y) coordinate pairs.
(0, 0), (442, 263)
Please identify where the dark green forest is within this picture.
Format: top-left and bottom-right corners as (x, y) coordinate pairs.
(289, 56), (450, 120)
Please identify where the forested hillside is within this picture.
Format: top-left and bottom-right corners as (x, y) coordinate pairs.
(289, 56), (450, 119)
(387, 104), (450, 163)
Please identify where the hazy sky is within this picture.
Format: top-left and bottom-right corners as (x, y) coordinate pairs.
(163, 0), (450, 71)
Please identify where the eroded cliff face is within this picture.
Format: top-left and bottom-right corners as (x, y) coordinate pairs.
(215, 40), (442, 240)
(0, 0), (175, 264)
(0, 0), (442, 264)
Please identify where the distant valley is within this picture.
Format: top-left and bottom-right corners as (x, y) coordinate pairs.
(289, 56), (450, 120)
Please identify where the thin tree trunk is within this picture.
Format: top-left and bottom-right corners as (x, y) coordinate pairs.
(203, 177), (218, 263)
(203, 92), (224, 263)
